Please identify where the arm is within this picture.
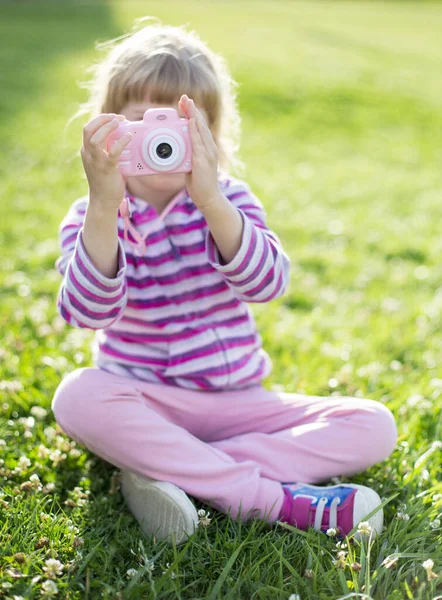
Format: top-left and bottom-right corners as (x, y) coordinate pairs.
(176, 95), (290, 303)
(204, 182), (291, 303)
(55, 198), (128, 330)
(56, 112), (134, 329)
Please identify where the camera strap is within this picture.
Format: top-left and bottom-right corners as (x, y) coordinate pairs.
(118, 192), (184, 257)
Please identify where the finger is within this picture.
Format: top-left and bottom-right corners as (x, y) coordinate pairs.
(184, 98), (214, 154)
(83, 113), (125, 145)
(108, 133), (133, 161)
(88, 118), (122, 149)
(194, 112), (216, 156)
(188, 118), (206, 158)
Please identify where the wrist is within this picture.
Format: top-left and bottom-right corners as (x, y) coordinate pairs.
(199, 191), (228, 218)
(87, 196), (120, 220)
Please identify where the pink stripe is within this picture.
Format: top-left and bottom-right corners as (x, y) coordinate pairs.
(106, 313), (250, 343)
(65, 289), (123, 321)
(227, 191), (249, 202)
(235, 233), (269, 286)
(76, 239), (123, 293)
(127, 280), (226, 309)
(170, 334), (256, 366)
(99, 343), (170, 367)
(62, 231), (79, 248)
(250, 267), (284, 301)
(222, 222), (258, 276)
(69, 268), (125, 305)
(126, 264), (214, 288)
(125, 241), (204, 265)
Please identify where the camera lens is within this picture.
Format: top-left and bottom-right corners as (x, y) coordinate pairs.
(156, 142), (173, 159)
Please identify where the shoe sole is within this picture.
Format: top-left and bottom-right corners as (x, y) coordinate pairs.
(120, 470), (199, 546)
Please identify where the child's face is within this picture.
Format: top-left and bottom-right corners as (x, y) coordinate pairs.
(119, 98), (209, 203)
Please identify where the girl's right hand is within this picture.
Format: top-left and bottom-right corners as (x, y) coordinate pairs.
(80, 113), (132, 212)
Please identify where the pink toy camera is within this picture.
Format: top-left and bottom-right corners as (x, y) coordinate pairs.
(106, 108), (192, 176)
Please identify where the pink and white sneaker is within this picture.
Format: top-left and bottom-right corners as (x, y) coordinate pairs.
(278, 482), (384, 540)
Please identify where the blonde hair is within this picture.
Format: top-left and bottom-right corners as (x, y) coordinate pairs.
(72, 17), (244, 174)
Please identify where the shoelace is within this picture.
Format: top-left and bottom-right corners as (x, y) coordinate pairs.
(313, 496), (341, 531)
(119, 193), (184, 257)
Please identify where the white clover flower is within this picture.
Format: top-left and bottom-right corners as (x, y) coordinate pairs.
(429, 519), (441, 529)
(44, 427), (57, 441)
(43, 559), (64, 578)
(30, 406), (48, 419)
(422, 559), (434, 571)
(432, 494), (442, 503)
(326, 528), (338, 537)
(396, 511), (410, 521)
(37, 445), (50, 459)
(19, 416), (35, 429)
(40, 579), (58, 597)
(0, 439), (6, 447)
(197, 509), (212, 527)
(126, 568), (138, 578)
(17, 456), (31, 470)
(335, 541), (347, 549)
(356, 521), (372, 536)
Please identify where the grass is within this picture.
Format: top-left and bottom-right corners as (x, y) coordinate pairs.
(1, 0), (442, 598)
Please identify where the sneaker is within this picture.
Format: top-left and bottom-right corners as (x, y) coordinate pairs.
(279, 482), (383, 540)
(120, 470), (199, 546)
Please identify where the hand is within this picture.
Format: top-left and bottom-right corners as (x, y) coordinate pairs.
(178, 94), (222, 212)
(80, 113), (132, 213)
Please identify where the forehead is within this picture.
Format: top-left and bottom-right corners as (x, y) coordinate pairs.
(121, 99), (208, 122)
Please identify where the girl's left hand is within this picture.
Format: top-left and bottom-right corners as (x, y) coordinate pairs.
(178, 94), (222, 212)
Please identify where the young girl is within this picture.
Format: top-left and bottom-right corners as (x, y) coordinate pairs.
(51, 18), (397, 546)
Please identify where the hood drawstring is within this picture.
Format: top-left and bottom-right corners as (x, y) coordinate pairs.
(119, 194), (183, 260)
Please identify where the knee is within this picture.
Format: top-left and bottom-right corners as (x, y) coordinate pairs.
(357, 399), (398, 462)
(51, 368), (97, 441)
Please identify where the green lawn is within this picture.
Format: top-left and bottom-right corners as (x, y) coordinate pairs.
(1, 1), (442, 598)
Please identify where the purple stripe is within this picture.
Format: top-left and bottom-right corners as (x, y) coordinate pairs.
(222, 223), (258, 276)
(98, 336), (256, 371)
(176, 348), (255, 377)
(235, 356), (267, 385)
(127, 280), (227, 309)
(122, 297), (242, 327)
(169, 334), (256, 366)
(124, 240), (205, 265)
(106, 313), (250, 343)
(126, 264), (214, 288)
(69, 267), (126, 305)
(249, 267), (284, 300)
(58, 299), (90, 329)
(62, 231), (79, 248)
(227, 191), (249, 202)
(100, 343), (169, 366)
(76, 245), (123, 293)
(66, 289), (122, 321)
(234, 203), (262, 213)
(234, 233), (269, 287)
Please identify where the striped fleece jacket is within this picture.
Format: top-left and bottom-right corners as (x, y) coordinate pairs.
(56, 174), (291, 390)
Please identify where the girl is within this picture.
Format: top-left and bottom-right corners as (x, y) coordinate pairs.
(51, 18), (397, 546)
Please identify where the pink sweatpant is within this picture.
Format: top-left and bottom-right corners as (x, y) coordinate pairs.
(51, 367), (397, 522)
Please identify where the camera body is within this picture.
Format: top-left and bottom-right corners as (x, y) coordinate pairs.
(106, 108), (192, 176)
